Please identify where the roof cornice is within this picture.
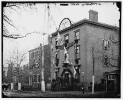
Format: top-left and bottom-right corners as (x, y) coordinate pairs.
(51, 19), (119, 38)
(28, 46), (41, 52)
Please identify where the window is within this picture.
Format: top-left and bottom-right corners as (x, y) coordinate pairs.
(35, 62), (39, 68)
(35, 51), (39, 63)
(33, 74), (37, 82)
(64, 34), (69, 47)
(31, 52), (34, 58)
(55, 72), (58, 78)
(75, 30), (80, 40)
(76, 46), (80, 58)
(65, 34), (69, 41)
(37, 74), (40, 83)
(103, 39), (109, 50)
(55, 38), (58, 47)
(55, 52), (59, 66)
(75, 45), (80, 59)
(103, 55), (108, 66)
(108, 75), (115, 80)
(56, 41), (58, 46)
(64, 53), (67, 61)
(55, 52), (59, 59)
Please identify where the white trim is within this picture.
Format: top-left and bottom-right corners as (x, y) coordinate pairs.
(108, 74), (115, 80)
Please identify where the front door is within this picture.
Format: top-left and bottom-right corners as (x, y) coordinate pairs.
(61, 69), (73, 91)
(64, 72), (69, 84)
(107, 74), (115, 91)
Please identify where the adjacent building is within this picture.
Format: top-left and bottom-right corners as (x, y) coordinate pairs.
(28, 44), (51, 91)
(50, 10), (120, 92)
(29, 45), (42, 90)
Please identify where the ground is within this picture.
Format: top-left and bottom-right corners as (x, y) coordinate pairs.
(2, 90), (120, 98)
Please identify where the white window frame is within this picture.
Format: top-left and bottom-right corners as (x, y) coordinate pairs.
(75, 31), (80, 40)
(64, 34), (69, 43)
(108, 74), (115, 80)
(103, 39), (109, 50)
(76, 45), (80, 59)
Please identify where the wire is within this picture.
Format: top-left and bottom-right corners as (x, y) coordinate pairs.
(3, 31), (43, 39)
(55, 4), (64, 18)
(50, 14), (58, 30)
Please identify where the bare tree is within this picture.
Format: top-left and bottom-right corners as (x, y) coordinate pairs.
(3, 2), (37, 39)
(89, 32), (119, 69)
(6, 48), (27, 83)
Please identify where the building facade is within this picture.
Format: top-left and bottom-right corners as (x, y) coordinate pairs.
(29, 45), (42, 90)
(29, 44), (51, 91)
(50, 10), (120, 92)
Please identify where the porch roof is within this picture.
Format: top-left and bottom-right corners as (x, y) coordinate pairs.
(104, 70), (120, 75)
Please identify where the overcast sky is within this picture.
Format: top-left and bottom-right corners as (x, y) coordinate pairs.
(3, 2), (120, 67)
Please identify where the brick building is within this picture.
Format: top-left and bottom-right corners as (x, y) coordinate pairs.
(28, 44), (51, 91)
(50, 10), (120, 92)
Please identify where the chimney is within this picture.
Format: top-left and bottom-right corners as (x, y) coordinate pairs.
(89, 10), (98, 22)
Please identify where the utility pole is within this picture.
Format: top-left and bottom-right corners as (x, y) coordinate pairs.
(92, 47), (95, 94)
(41, 33), (46, 92)
(41, 3), (50, 91)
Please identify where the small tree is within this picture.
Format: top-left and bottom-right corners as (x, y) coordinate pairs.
(6, 63), (14, 83)
(6, 48), (27, 83)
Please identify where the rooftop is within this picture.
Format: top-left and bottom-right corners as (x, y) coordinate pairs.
(51, 18), (119, 38)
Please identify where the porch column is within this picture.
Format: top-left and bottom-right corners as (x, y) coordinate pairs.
(18, 83), (21, 90)
(11, 83), (13, 90)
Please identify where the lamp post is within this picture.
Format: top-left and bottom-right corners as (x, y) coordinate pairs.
(82, 72), (84, 94)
